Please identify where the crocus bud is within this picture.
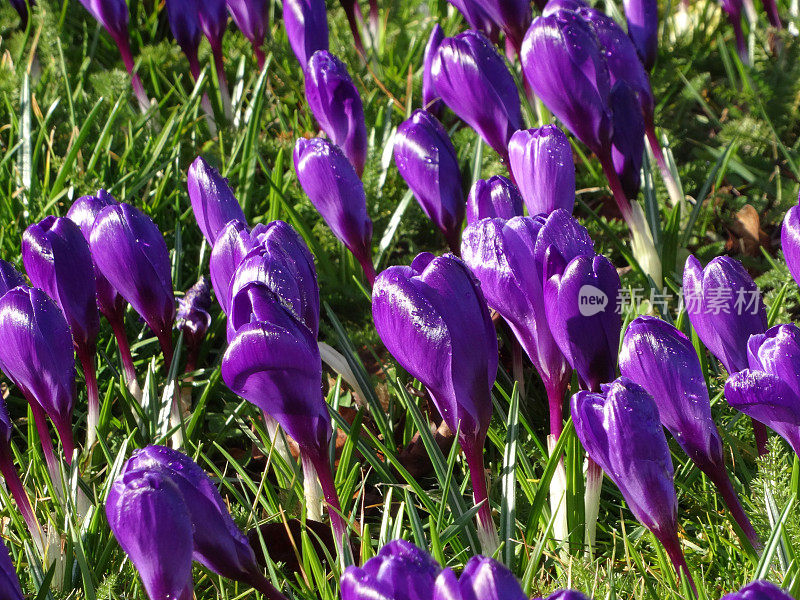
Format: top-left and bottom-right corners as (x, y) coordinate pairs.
(341, 539), (441, 600)
(0, 287), (75, 460)
(422, 25), (445, 115)
(188, 156), (246, 246)
(571, 377), (693, 586)
(725, 324), (800, 457)
(508, 125), (575, 216)
(0, 260), (26, 297)
(446, 0), (500, 40)
(0, 538), (23, 600)
(466, 176), (523, 225)
(544, 253), (620, 392)
(222, 282), (328, 457)
(623, 0), (658, 70)
(22, 216), (100, 353)
(620, 315), (759, 547)
(609, 81), (645, 200)
(106, 469), (194, 600)
(537, 592), (593, 600)
(434, 556), (527, 600)
(781, 199), (800, 287)
(721, 581), (795, 600)
(226, 0), (269, 67)
(90, 203), (176, 363)
(228, 220), (319, 339)
(177, 277), (212, 370)
(283, 0), (329, 68)
(122, 446), (278, 593)
(521, 11), (612, 159)
(372, 253), (499, 552)
(293, 137), (375, 284)
(432, 30), (522, 161)
(472, 0), (533, 53)
(683, 255), (767, 375)
(67, 191), (126, 323)
(197, 0), (229, 52)
(209, 220), (258, 314)
(166, 0), (202, 77)
(304, 50), (367, 177)
(719, 0), (747, 63)
(394, 110), (465, 252)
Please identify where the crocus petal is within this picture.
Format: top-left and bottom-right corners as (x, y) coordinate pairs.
(609, 80), (645, 200)
(188, 156), (246, 246)
(466, 176), (523, 225)
(226, 0), (268, 49)
(781, 203), (800, 288)
(721, 580), (796, 600)
(79, 0), (129, 40)
(0, 261), (26, 297)
(624, 0), (658, 70)
(423, 25), (445, 114)
(283, 0), (329, 69)
(457, 555), (526, 600)
(0, 539), (23, 600)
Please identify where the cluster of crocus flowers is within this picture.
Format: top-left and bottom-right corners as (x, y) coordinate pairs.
(372, 253), (500, 553)
(106, 445), (288, 600)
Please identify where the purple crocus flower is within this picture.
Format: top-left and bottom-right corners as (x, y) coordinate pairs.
(623, 0), (658, 71)
(423, 25), (445, 115)
(188, 156), (246, 246)
(0, 538), (23, 600)
(372, 253), (499, 552)
(196, 0), (232, 117)
(781, 199), (800, 287)
(471, 0), (532, 54)
(462, 211), (594, 438)
(78, 0), (148, 110)
(293, 137), (375, 285)
(432, 30), (522, 162)
(106, 469), (195, 600)
(725, 324), (800, 458)
(719, 0), (747, 63)
(121, 446), (286, 598)
(177, 277), (212, 372)
(466, 175), (523, 225)
(283, 0), (329, 69)
(619, 315), (759, 548)
(209, 220), (257, 314)
(536, 591), (593, 600)
(683, 254), (769, 453)
(304, 50), (367, 177)
(721, 580), (795, 600)
(609, 81), (645, 201)
(508, 125), (575, 216)
(226, 0), (269, 68)
(90, 203), (176, 367)
(446, 0), (500, 40)
(434, 555), (527, 600)
(166, 0), (203, 78)
(0, 287), (76, 467)
(394, 110), (465, 253)
(22, 216), (102, 444)
(571, 377), (694, 589)
(341, 539), (442, 600)
(0, 260), (26, 296)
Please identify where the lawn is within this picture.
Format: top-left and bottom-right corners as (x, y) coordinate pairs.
(0, 0), (799, 599)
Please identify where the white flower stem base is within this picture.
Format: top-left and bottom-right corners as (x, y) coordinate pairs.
(547, 435), (569, 544)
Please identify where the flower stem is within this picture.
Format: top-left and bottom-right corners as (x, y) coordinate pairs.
(644, 125), (684, 210)
(340, 0), (366, 57)
(246, 572), (290, 600)
(463, 440), (499, 556)
(357, 255), (377, 287)
(108, 315), (137, 385)
(112, 32), (149, 113)
(584, 457), (603, 554)
(763, 0), (782, 27)
(255, 47), (267, 71)
(444, 228), (462, 257)
(211, 45), (233, 121)
(0, 445), (45, 551)
(308, 451), (349, 564)
(547, 434), (569, 544)
(28, 402), (62, 493)
(708, 465), (761, 550)
(752, 419), (769, 456)
(301, 454), (324, 522)
(659, 531), (697, 593)
(77, 346), (99, 450)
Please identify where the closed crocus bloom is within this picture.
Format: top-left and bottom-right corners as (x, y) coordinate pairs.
(781, 200), (800, 287)
(372, 254), (499, 552)
(177, 277), (212, 371)
(0, 260), (26, 296)
(521, 12), (611, 161)
(543, 253), (620, 393)
(624, 0), (658, 71)
(432, 31), (522, 161)
(228, 220), (319, 338)
(725, 324), (800, 457)
(683, 255), (767, 374)
(0, 538), (23, 600)
(474, 0), (533, 53)
(508, 125), (575, 216)
(293, 137), (375, 284)
(0, 287), (75, 467)
(456, 555), (527, 600)
(122, 446), (285, 597)
(619, 315), (759, 548)
(466, 176), (523, 225)
(283, 0), (328, 68)
(90, 203), (176, 365)
(188, 156), (246, 246)
(423, 25), (445, 115)
(166, 0), (202, 77)
(446, 0), (499, 39)
(571, 377), (693, 587)
(226, 0), (269, 67)
(537, 591), (593, 600)
(23, 215), (102, 444)
(197, 0), (228, 50)
(341, 539), (441, 600)
(394, 110), (465, 252)
(722, 581), (795, 600)
(304, 51), (367, 177)
(609, 81), (645, 200)
(106, 469), (194, 600)
(209, 220), (257, 314)
(719, 0), (747, 63)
